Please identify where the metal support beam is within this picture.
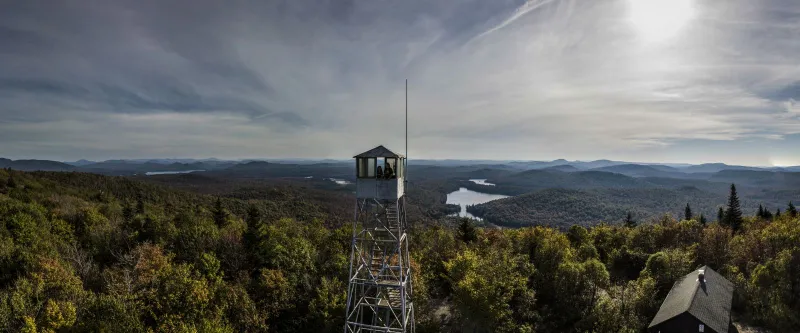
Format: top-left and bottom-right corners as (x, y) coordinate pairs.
(344, 197), (414, 333)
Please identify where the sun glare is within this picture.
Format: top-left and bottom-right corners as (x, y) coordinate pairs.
(628, 0), (694, 42)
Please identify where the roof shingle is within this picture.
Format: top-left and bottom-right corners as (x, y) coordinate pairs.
(353, 145), (404, 158)
(648, 265), (733, 333)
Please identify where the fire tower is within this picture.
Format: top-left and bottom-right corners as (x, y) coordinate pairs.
(344, 145), (414, 333)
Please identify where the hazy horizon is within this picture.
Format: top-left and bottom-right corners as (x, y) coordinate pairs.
(2, 154), (798, 168)
(2, 0), (800, 166)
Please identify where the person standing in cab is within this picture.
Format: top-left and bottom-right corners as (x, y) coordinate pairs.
(384, 162), (394, 179)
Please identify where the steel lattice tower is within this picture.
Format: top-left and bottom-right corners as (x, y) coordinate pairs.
(345, 146), (414, 333)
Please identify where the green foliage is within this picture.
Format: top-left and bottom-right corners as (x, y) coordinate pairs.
(746, 249), (800, 330)
(466, 183), (795, 229)
(762, 208), (773, 220)
(308, 277), (346, 331)
(253, 218), (316, 286)
(0, 169), (798, 332)
(445, 247), (534, 332)
(641, 248), (695, 297)
(624, 212), (636, 228)
(696, 223), (732, 271)
(213, 197), (228, 227)
(456, 218), (477, 243)
(684, 203), (692, 221)
(725, 183), (744, 232)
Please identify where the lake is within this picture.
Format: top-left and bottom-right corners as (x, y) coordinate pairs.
(446, 187), (509, 220)
(469, 179), (496, 186)
(327, 178), (352, 185)
(145, 170), (205, 176)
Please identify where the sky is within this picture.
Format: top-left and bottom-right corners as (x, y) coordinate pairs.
(1, 0), (800, 166)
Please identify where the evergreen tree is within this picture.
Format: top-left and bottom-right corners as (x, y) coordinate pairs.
(724, 184), (743, 232)
(624, 212), (636, 228)
(757, 204), (765, 219)
(7, 176), (16, 188)
(244, 204), (262, 250)
(457, 217), (477, 243)
(788, 202), (797, 218)
(776, 208), (781, 218)
(213, 197), (227, 227)
(136, 196), (145, 214)
(684, 203), (693, 221)
(717, 207), (725, 223)
(699, 214), (707, 226)
(122, 203), (134, 223)
(763, 208), (773, 220)
(246, 204), (261, 226)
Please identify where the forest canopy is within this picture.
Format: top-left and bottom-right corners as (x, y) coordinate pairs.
(0, 169), (799, 332)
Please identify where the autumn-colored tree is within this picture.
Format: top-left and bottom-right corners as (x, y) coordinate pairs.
(445, 247), (534, 332)
(1, 169), (800, 333)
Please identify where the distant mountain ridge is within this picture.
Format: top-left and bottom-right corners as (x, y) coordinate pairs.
(65, 159), (96, 166)
(681, 163), (766, 173)
(0, 158), (75, 171)
(541, 164), (581, 172)
(1, 157), (799, 179)
(589, 164), (698, 179)
(466, 186), (769, 229)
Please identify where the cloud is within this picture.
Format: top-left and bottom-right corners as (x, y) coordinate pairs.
(785, 99), (800, 114)
(1, 0), (799, 164)
(471, 0), (561, 41)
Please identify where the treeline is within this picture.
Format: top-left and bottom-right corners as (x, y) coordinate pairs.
(0, 169), (353, 332)
(1, 170), (799, 332)
(467, 186), (795, 229)
(416, 213), (800, 331)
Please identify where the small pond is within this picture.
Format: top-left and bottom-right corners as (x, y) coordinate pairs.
(469, 179), (496, 186)
(145, 170), (205, 176)
(446, 187), (509, 220)
(327, 178), (352, 185)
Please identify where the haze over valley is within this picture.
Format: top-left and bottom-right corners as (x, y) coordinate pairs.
(2, 155), (798, 228)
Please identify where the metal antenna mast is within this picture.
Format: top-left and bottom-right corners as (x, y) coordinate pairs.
(344, 82), (415, 333)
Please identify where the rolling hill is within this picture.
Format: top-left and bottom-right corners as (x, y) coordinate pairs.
(681, 163), (766, 173)
(591, 164), (684, 178)
(0, 158), (76, 171)
(478, 169), (657, 195)
(541, 164), (581, 172)
(467, 186), (795, 229)
(708, 170), (800, 189)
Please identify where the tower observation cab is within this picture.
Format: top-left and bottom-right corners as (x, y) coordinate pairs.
(354, 145), (405, 200)
(345, 145), (414, 333)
